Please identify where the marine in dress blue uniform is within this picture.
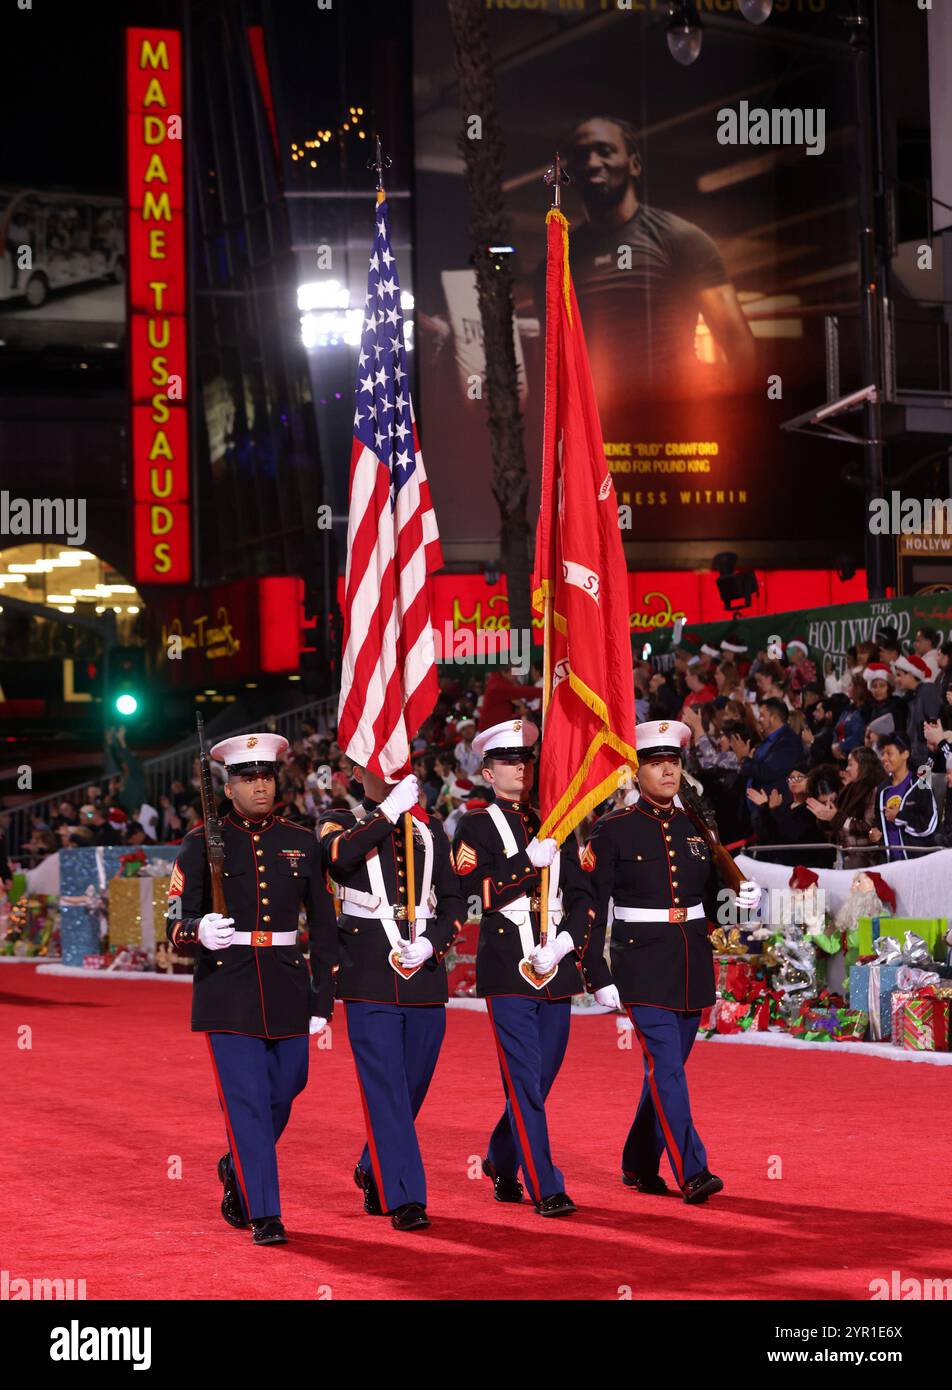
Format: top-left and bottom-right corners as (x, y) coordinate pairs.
(452, 720), (595, 1217)
(166, 733), (337, 1245)
(581, 720), (760, 1203)
(319, 767), (466, 1232)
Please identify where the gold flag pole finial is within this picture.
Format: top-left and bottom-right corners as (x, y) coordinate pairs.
(543, 151), (570, 209)
(368, 135), (392, 200)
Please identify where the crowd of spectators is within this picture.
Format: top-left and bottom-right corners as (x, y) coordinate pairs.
(642, 625), (952, 866)
(9, 626), (952, 874)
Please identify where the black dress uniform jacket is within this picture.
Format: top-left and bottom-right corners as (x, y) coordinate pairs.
(320, 799), (465, 1005)
(582, 796), (722, 1011)
(166, 809), (338, 1036)
(452, 800), (595, 999)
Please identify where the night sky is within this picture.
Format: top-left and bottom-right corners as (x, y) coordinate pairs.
(0, 0), (181, 194)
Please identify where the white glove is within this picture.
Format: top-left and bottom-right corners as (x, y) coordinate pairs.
(529, 943), (556, 975)
(199, 912), (235, 950)
(379, 774), (420, 822)
(736, 880), (762, 911)
(526, 836), (558, 868)
(398, 936), (434, 968)
(595, 984), (622, 1010)
(309, 1016), (328, 1035)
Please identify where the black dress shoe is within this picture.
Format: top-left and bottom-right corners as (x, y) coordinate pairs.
(353, 1163), (383, 1216)
(390, 1202), (430, 1232)
(535, 1192), (577, 1217)
(621, 1171), (670, 1195)
(251, 1217), (287, 1245)
(682, 1170), (724, 1204)
(481, 1158), (524, 1204)
(217, 1153), (249, 1228)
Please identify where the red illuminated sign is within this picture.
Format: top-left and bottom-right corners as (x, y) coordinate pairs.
(126, 28), (190, 585)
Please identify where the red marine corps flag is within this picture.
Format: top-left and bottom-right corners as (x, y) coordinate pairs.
(531, 197), (638, 844)
(337, 182), (443, 780)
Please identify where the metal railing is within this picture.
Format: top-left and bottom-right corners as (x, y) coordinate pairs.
(741, 841), (943, 868)
(5, 695), (338, 861)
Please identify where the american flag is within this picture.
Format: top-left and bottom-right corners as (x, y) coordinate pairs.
(336, 194), (443, 781)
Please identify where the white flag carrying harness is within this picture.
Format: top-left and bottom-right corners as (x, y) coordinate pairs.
(486, 803), (562, 989)
(333, 804), (436, 976)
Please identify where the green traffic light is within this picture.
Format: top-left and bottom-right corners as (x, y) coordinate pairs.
(115, 694), (139, 716)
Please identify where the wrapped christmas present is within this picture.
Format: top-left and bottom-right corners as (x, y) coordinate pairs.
(107, 874), (171, 953)
(82, 953), (115, 971)
(713, 954), (759, 1001)
(790, 1005), (868, 1042)
(708, 997), (770, 1035)
(858, 917), (947, 960)
(896, 991), (952, 1052)
(848, 959), (904, 1040)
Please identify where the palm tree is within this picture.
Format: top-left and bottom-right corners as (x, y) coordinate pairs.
(447, 0), (532, 643)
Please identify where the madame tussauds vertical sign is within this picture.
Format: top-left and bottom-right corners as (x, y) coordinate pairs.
(126, 29), (190, 584)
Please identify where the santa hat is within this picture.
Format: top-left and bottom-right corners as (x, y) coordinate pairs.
(455, 777), (474, 793)
(700, 643), (720, 659)
(865, 871), (897, 912)
(788, 864), (819, 891)
(720, 638), (748, 654)
(786, 638), (809, 657)
(863, 662), (895, 687)
(108, 807), (129, 826)
(895, 654), (931, 682)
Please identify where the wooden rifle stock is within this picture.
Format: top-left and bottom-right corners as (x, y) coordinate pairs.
(196, 713), (228, 917)
(677, 779), (745, 895)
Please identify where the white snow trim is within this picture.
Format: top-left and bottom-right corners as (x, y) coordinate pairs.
(36, 964), (191, 983)
(697, 1026), (952, 1066)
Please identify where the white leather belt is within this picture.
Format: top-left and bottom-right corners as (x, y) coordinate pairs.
(231, 930), (298, 946)
(340, 905), (434, 921)
(613, 904), (705, 923)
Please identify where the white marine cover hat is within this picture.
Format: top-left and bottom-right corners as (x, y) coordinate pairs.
(210, 732), (289, 774)
(472, 719), (540, 761)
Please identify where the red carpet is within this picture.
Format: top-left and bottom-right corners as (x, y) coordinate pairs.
(3, 966), (948, 1301)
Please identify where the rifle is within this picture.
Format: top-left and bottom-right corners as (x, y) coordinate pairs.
(196, 713), (228, 916)
(677, 777), (746, 895)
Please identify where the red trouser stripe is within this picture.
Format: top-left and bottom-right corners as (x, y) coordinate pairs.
(628, 1010), (686, 1189)
(486, 998), (543, 1205)
(343, 1003), (390, 1214)
(205, 1034), (252, 1219)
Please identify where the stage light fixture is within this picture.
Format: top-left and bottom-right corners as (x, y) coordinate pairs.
(738, 0), (773, 22)
(666, 2), (703, 66)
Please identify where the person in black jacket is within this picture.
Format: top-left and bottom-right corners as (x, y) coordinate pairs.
(166, 733), (337, 1247)
(452, 719), (595, 1219)
(861, 663), (908, 735)
(581, 720), (761, 1204)
(734, 699), (803, 838)
(747, 763), (839, 868)
(320, 766), (465, 1233)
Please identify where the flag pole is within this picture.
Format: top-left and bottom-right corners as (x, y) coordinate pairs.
(404, 809), (417, 944)
(368, 134), (416, 943)
(537, 151), (568, 946)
